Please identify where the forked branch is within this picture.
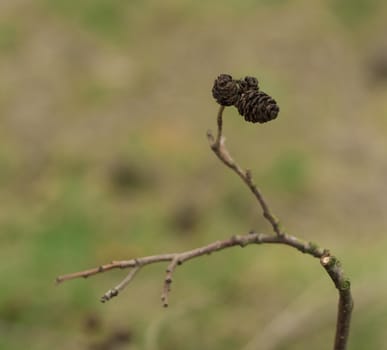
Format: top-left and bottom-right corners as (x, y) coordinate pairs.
(57, 231), (325, 304)
(57, 82), (353, 350)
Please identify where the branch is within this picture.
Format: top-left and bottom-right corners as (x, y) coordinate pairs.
(321, 256), (353, 350)
(56, 231), (351, 348)
(56, 102), (353, 350)
(207, 105), (353, 350)
(207, 106), (283, 237)
(57, 231), (325, 304)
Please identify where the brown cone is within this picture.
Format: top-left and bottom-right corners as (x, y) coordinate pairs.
(235, 90), (279, 123)
(238, 76), (259, 93)
(212, 74), (239, 106)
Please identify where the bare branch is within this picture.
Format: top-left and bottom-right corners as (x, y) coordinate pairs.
(208, 106), (283, 237)
(101, 265), (141, 303)
(57, 232), (330, 305)
(56, 100), (353, 350)
(56, 255), (175, 284)
(321, 256), (353, 350)
(206, 105), (353, 350)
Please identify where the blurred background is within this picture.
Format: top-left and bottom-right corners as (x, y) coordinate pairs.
(1, 0), (387, 349)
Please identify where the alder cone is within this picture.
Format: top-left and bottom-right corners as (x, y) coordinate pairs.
(238, 76), (259, 93)
(212, 74), (239, 106)
(235, 90), (279, 123)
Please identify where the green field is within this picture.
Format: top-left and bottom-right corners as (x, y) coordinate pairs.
(1, 1), (387, 349)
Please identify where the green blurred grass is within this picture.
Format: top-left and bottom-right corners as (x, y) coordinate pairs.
(330, 0), (380, 27)
(0, 22), (19, 52)
(43, 0), (128, 40)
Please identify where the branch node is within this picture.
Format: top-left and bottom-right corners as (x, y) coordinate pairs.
(254, 232), (263, 243)
(207, 130), (216, 146)
(308, 241), (321, 256)
(341, 278), (351, 291)
(323, 248), (331, 256)
(246, 169), (252, 180)
(230, 234), (239, 243)
(240, 240), (248, 248)
(321, 255), (331, 266)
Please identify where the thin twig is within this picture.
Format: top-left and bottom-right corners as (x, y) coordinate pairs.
(101, 265), (141, 302)
(56, 255), (175, 283)
(161, 257), (180, 307)
(208, 106), (283, 237)
(216, 105), (225, 145)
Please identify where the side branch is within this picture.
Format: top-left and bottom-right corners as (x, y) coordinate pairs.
(207, 106), (283, 237)
(57, 232), (327, 305)
(56, 232), (352, 348)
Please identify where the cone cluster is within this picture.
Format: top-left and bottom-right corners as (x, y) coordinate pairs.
(212, 74), (279, 124)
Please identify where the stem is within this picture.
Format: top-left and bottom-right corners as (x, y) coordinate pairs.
(209, 105), (283, 236)
(208, 105), (353, 350)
